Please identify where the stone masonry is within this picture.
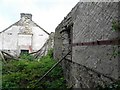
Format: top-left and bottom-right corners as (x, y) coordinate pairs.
(54, 2), (120, 88)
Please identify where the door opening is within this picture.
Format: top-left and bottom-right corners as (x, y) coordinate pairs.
(20, 50), (29, 55)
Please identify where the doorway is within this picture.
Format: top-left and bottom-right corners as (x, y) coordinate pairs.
(20, 50), (29, 55)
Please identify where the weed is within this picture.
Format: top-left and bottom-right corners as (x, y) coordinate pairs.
(112, 20), (120, 31)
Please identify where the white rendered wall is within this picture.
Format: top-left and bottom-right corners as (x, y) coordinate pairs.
(2, 26), (19, 50)
(18, 34), (32, 53)
(18, 34), (32, 46)
(32, 27), (49, 51)
(0, 25), (49, 55)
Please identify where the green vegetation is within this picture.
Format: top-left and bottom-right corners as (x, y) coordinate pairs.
(96, 80), (120, 90)
(112, 20), (120, 31)
(2, 50), (67, 88)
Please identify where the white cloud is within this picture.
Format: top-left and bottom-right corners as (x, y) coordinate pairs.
(0, 0), (79, 32)
(0, 15), (12, 32)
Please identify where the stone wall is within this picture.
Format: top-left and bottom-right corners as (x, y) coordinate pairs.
(54, 2), (120, 88)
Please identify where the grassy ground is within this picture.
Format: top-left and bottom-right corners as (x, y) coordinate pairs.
(2, 50), (67, 88)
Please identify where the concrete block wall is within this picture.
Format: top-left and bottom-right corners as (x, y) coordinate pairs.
(54, 2), (120, 88)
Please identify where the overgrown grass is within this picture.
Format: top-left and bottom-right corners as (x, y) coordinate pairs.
(2, 49), (67, 88)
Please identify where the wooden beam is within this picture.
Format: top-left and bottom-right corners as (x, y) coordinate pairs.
(1, 51), (18, 60)
(0, 51), (6, 63)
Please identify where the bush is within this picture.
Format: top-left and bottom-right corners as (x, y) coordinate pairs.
(19, 52), (35, 61)
(2, 49), (67, 89)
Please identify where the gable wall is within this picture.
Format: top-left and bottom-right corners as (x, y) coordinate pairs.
(32, 27), (49, 51)
(2, 26), (19, 50)
(0, 23), (49, 56)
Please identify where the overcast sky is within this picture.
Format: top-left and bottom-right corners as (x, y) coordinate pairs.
(0, 0), (79, 33)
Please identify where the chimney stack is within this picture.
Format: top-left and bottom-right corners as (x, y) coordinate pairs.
(20, 13), (32, 20)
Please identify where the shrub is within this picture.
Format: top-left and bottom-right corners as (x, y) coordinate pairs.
(19, 52), (35, 61)
(2, 49), (67, 88)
